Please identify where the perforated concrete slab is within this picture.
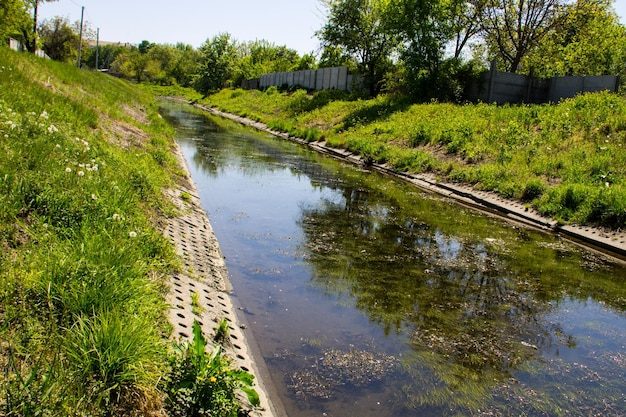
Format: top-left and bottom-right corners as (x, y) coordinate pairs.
(164, 144), (282, 417)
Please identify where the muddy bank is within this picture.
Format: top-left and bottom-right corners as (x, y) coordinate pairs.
(191, 102), (626, 263)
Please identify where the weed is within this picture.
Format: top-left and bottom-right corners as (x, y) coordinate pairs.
(191, 292), (204, 316)
(164, 320), (259, 417)
(213, 318), (230, 345)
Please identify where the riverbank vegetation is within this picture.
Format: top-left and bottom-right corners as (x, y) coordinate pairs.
(195, 87), (626, 230)
(0, 47), (256, 416)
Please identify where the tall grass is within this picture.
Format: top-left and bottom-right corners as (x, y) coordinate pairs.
(200, 87), (626, 229)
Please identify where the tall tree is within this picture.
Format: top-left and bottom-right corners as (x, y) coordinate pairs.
(316, 0), (398, 95)
(194, 33), (239, 95)
(168, 43), (201, 87)
(449, 0), (483, 59)
(38, 16), (78, 61)
(479, 0), (562, 73)
(522, 0), (626, 78)
(0, 0), (30, 46)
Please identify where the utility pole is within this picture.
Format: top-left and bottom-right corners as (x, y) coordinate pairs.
(95, 28), (100, 70)
(77, 6), (85, 68)
(32, 0), (39, 53)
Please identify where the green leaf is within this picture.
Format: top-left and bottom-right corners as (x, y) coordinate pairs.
(240, 386), (260, 407)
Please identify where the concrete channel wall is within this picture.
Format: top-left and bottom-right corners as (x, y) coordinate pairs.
(473, 61), (620, 104)
(251, 66), (359, 92)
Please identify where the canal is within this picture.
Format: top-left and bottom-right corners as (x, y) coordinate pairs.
(160, 100), (626, 417)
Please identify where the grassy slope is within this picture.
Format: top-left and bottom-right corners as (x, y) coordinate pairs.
(200, 87), (626, 229)
(0, 48), (182, 415)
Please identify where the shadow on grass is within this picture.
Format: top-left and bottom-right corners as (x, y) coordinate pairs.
(338, 95), (413, 131)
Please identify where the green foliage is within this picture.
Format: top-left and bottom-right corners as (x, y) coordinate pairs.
(39, 16), (80, 63)
(0, 0), (31, 46)
(234, 40), (312, 86)
(522, 0), (626, 80)
(164, 320), (259, 417)
(194, 33), (239, 95)
(316, 0), (398, 96)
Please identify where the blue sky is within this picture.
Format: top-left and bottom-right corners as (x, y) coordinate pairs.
(39, 0), (626, 57)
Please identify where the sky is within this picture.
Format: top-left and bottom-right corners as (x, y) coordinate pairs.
(39, 0), (626, 57)
(38, 0), (327, 55)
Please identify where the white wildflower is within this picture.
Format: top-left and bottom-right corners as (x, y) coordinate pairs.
(112, 214), (121, 221)
(91, 194), (97, 200)
(65, 167), (72, 173)
(78, 171), (85, 177)
(40, 110), (49, 120)
(47, 124), (58, 133)
(129, 231), (137, 238)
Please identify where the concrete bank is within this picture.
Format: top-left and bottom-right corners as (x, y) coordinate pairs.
(194, 103), (626, 263)
(164, 141), (285, 417)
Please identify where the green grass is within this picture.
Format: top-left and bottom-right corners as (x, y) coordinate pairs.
(195, 87), (626, 229)
(0, 48), (252, 416)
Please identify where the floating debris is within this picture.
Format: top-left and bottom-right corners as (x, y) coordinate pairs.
(279, 343), (398, 401)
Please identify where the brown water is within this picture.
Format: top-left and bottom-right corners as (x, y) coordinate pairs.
(161, 100), (626, 417)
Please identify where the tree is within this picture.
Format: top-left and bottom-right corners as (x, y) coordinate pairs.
(138, 39), (154, 54)
(318, 45), (358, 69)
(479, 0), (562, 73)
(0, 0), (31, 46)
(449, 0), (483, 59)
(234, 40), (313, 85)
(522, 0), (626, 78)
(316, 0), (398, 96)
(194, 33), (239, 95)
(38, 16), (78, 61)
(82, 43), (127, 70)
(388, 0), (456, 97)
(168, 43), (201, 87)
(28, 0), (58, 52)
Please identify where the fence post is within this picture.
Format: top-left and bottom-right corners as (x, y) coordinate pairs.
(487, 60), (497, 103)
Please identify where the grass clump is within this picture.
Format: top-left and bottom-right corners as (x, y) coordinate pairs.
(198, 87), (626, 229)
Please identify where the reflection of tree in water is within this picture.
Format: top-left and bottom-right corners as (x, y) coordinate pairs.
(296, 184), (626, 413)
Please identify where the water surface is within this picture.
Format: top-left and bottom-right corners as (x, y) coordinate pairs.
(161, 100), (626, 417)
